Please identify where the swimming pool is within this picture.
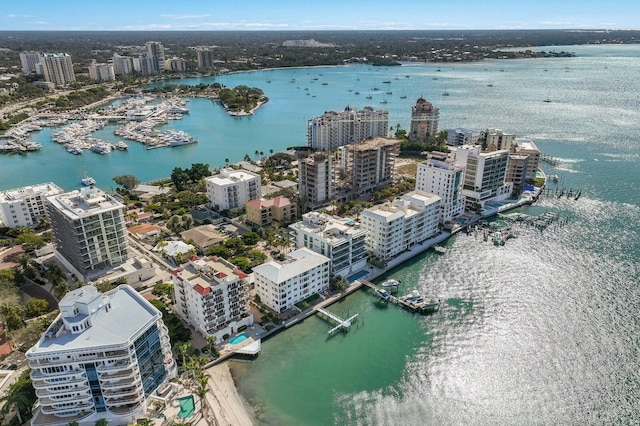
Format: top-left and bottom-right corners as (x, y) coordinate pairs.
(229, 332), (250, 345)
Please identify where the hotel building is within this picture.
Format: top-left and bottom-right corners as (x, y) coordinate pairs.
(409, 97), (440, 142)
(289, 212), (367, 278)
(416, 152), (465, 223)
(47, 186), (128, 281)
(307, 106), (389, 151)
(26, 285), (177, 426)
(205, 169), (261, 211)
(361, 191), (441, 261)
(253, 248), (330, 313)
(0, 182), (63, 228)
(171, 256), (253, 341)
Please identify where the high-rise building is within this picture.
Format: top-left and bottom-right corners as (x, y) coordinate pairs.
(26, 285), (177, 426)
(361, 191), (441, 261)
(511, 139), (541, 184)
(196, 47), (216, 70)
(289, 212), (367, 277)
(416, 151), (466, 223)
(339, 137), (400, 198)
(132, 56), (156, 75)
(0, 182), (63, 228)
(112, 54), (133, 76)
(145, 41), (165, 72)
(47, 186), (128, 280)
(166, 57), (187, 72)
(297, 152), (334, 211)
(253, 248), (330, 313)
(307, 106), (389, 151)
(19, 51), (41, 74)
(172, 256), (253, 341)
(409, 97), (439, 142)
(205, 169), (261, 211)
(37, 53), (76, 87)
(88, 61), (116, 82)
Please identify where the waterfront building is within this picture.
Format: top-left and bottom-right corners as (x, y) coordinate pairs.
(297, 152), (334, 211)
(145, 41), (166, 72)
(416, 151), (466, 223)
(409, 97), (440, 142)
(196, 47), (216, 70)
(26, 285), (177, 426)
(253, 248), (330, 313)
(37, 53), (76, 87)
(307, 106), (389, 151)
(205, 168), (261, 211)
(506, 153), (530, 191)
(511, 139), (541, 183)
(361, 191), (441, 261)
(112, 54), (133, 76)
(481, 128), (516, 151)
(88, 61), (116, 82)
(19, 51), (41, 74)
(0, 182), (63, 228)
(453, 145), (513, 209)
(289, 212), (367, 278)
(171, 256), (253, 341)
(47, 186), (128, 281)
(447, 128), (481, 146)
(245, 196), (296, 227)
(167, 57), (188, 72)
(339, 137), (400, 198)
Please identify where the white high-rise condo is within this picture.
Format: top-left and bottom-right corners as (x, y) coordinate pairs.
(0, 182), (63, 228)
(205, 169), (261, 211)
(416, 151), (466, 223)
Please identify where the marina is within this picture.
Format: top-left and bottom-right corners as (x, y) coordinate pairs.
(359, 280), (440, 314)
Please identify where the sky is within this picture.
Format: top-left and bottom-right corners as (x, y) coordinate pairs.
(1, 0), (638, 31)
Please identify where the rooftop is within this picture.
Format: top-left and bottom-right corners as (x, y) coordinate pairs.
(46, 186), (124, 220)
(0, 182), (63, 203)
(252, 247), (329, 284)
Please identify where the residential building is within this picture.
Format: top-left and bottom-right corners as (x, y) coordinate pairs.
(37, 53), (76, 87)
(481, 128), (516, 151)
(145, 41), (165, 72)
(339, 137), (400, 198)
(88, 61), (116, 82)
(253, 248), (330, 313)
(416, 152), (465, 223)
(167, 57), (188, 72)
(47, 186), (128, 281)
(132, 56), (156, 75)
(196, 47), (216, 70)
(171, 256), (253, 341)
(19, 51), (41, 74)
(361, 191), (441, 261)
(511, 139), (541, 183)
(307, 106), (389, 151)
(112, 54), (133, 76)
(205, 169), (261, 211)
(289, 212), (367, 278)
(26, 285), (177, 426)
(245, 196), (296, 227)
(506, 153), (530, 190)
(447, 128), (481, 146)
(297, 152), (333, 211)
(409, 97), (440, 142)
(0, 182), (63, 228)
(453, 145), (513, 209)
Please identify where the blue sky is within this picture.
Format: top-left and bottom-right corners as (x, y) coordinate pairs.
(2, 0), (638, 31)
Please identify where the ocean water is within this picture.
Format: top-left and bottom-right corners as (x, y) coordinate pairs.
(2, 44), (640, 424)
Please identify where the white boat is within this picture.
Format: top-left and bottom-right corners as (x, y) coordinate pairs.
(82, 176), (96, 186)
(381, 279), (400, 290)
(115, 141), (128, 150)
(419, 299), (440, 312)
(91, 142), (112, 155)
(375, 288), (391, 301)
(400, 290), (422, 303)
(167, 106), (190, 114)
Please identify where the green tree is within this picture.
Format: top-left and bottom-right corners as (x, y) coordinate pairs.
(240, 231), (260, 246)
(94, 419), (109, 426)
(0, 303), (24, 331)
(24, 298), (49, 318)
(0, 370), (36, 425)
(113, 174), (140, 191)
(171, 167), (190, 191)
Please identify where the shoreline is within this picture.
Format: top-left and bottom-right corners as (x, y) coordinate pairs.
(205, 362), (255, 426)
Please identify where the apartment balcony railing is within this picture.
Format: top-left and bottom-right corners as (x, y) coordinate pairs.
(31, 368), (86, 381)
(104, 392), (144, 407)
(96, 359), (134, 373)
(100, 375), (141, 390)
(39, 391), (92, 406)
(102, 383), (144, 398)
(107, 401), (143, 416)
(99, 365), (139, 382)
(41, 400), (94, 414)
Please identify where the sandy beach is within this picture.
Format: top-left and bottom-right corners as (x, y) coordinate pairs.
(205, 362), (253, 426)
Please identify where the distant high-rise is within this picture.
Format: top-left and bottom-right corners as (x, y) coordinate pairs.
(196, 47), (216, 70)
(88, 61), (116, 81)
(47, 186), (128, 280)
(37, 53), (76, 87)
(409, 97), (440, 142)
(112, 53), (133, 76)
(19, 51), (41, 74)
(132, 56), (155, 75)
(308, 106), (389, 151)
(145, 41), (165, 72)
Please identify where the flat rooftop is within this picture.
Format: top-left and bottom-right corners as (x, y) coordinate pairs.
(47, 186), (123, 220)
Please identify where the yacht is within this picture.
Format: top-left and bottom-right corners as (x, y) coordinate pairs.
(381, 279), (400, 290)
(115, 141), (128, 150)
(375, 288), (391, 301)
(81, 173), (96, 186)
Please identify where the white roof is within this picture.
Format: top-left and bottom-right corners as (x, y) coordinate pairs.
(253, 248), (329, 284)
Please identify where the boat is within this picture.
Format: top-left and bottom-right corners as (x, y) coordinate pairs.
(321, 82), (328, 86)
(382, 80), (391, 84)
(400, 95), (407, 99)
(375, 288), (391, 301)
(433, 245), (447, 254)
(380, 100), (388, 104)
(354, 92), (360, 95)
(166, 106), (190, 114)
(81, 169), (96, 186)
(91, 142), (112, 155)
(419, 299), (440, 312)
(442, 92), (450, 97)
(381, 279), (401, 290)
(115, 141), (128, 150)
(400, 290), (422, 303)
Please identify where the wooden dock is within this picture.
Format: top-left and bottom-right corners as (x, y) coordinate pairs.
(358, 280), (440, 313)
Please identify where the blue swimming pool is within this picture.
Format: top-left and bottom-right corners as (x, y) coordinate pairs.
(229, 332), (250, 345)
(347, 269), (369, 283)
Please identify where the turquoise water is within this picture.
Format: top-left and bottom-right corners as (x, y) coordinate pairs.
(229, 332), (250, 345)
(2, 44), (640, 424)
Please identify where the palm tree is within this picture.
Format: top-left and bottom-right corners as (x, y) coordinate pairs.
(195, 374), (210, 420)
(206, 335), (217, 355)
(0, 377), (33, 425)
(94, 419), (109, 426)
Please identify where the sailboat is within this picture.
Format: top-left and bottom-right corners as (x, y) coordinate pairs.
(82, 168), (95, 186)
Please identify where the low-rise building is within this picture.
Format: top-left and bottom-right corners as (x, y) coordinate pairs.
(26, 285), (177, 426)
(245, 196), (296, 227)
(361, 191), (441, 261)
(289, 212), (367, 278)
(205, 168), (261, 211)
(253, 248), (330, 313)
(171, 256), (253, 341)
(0, 182), (63, 227)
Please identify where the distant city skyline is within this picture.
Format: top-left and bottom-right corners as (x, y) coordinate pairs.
(1, 0), (638, 32)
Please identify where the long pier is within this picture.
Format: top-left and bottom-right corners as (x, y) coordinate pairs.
(358, 280), (439, 313)
(315, 307), (359, 335)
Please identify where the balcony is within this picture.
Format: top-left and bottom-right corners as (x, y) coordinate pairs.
(33, 376), (89, 393)
(100, 375), (141, 390)
(39, 391), (92, 406)
(31, 368), (85, 381)
(105, 392), (144, 407)
(99, 365), (139, 382)
(96, 359), (134, 373)
(102, 383), (143, 398)
(107, 401), (143, 416)
(41, 400), (94, 414)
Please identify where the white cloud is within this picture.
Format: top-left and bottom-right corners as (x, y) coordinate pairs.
(160, 14), (210, 20)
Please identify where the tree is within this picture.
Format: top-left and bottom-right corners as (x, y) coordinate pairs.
(94, 419), (109, 426)
(0, 303), (24, 331)
(206, 335), (217, 355)
(0, 370), (35, 425)
(171, 167), (190, 191)
(113, 174), (140, 191)
(24, 298), (49, 318)
(241, 231), (260, 246)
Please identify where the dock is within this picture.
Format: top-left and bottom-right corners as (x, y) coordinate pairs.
(315, 307), (359, 335)
(358, 280), (439, 313)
